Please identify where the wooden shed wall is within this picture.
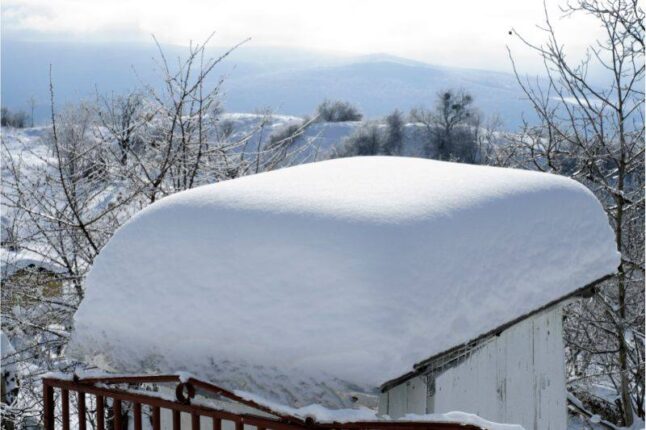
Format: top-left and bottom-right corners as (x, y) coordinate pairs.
(379, 306), (567, 430)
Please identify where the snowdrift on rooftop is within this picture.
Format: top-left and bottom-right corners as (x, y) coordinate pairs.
(68, 156), (619, 407)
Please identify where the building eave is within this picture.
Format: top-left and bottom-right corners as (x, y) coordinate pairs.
(379, 273), (615, 393)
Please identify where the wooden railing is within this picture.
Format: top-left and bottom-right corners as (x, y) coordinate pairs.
(43, 375), (483, 430)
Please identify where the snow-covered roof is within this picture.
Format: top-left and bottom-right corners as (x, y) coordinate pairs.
(68, 156), (619, 407)
(1, 247), (65, 278)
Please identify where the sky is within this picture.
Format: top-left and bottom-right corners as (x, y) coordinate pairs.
(2, 0), (603, 73)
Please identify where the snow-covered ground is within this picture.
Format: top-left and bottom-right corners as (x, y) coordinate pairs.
(217, 113), (365, 162)
(0, 114), (359, 166)
(1, 126), (54, 170)
(0, 113), (450, 179)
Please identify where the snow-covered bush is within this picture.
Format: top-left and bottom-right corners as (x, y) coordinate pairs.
(316, 100), (363, 122)
(1, 108), (29, 129)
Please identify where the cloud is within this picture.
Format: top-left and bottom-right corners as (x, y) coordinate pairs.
(1, 0), (605, 73)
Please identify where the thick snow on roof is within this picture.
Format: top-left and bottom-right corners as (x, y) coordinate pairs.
(69, 157), (618, 407)
(1, 247), (64, 278)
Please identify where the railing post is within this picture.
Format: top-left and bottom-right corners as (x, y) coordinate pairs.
(212, 417), (221, 430)
(78, 392), (87, 430)
(96, 395), (105, 430)
(191, 412), (200, 430)
(61, 389), (70, 430)
(133, 402), (142, 430)
(113, 399), (123, 430)
(173, 410), (181, 430)
(43, 381), (55, 430)
(152, 406), (161, 430)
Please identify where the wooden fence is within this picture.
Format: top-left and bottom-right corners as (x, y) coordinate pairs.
(43, 375), (483, 430)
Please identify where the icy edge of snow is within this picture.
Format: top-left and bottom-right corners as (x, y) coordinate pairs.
(235, 390), (525, 429)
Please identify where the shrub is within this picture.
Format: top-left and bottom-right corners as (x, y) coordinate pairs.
(317, 100), (363, 122)
(335, 124), (383, 157)
(383, 110), (405, 155)
(266, 123), (303, 151)
(1, 108), (30, 128)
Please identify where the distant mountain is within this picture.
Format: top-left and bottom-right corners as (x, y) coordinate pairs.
(1, 39), (536, 128)
(222, 57), (535, 128)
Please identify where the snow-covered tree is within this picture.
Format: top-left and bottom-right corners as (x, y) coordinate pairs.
(0, 35), (315, 428)
(505, 0), (644, 425)
(410, 89), (481, 162)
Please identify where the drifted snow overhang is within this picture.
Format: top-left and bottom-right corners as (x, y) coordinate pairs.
(379, 272), (614, 392)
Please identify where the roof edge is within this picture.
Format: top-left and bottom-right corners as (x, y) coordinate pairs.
(379, 273), (615, 392)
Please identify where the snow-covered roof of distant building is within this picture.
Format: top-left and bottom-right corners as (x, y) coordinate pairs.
(1, 247), (64, 278)
(68, 156), (619, 408)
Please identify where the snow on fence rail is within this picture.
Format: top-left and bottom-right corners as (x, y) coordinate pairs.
(42, 375), (490, 430)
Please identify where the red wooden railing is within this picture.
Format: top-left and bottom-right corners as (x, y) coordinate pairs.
(43, 375), (483, 430)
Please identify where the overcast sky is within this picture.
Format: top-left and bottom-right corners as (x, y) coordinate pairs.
(3, 0), (602, 72)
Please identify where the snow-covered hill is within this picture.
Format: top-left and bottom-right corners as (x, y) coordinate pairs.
(219, 113), (362, 159)
(0, 113), (479, 175)
(222, 56), (535, 128)
(0, 114), (359, 166)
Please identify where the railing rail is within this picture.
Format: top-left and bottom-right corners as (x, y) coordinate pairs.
(43, 375), (483, 430)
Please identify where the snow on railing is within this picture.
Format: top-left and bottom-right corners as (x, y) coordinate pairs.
(42, 374), (488, 430)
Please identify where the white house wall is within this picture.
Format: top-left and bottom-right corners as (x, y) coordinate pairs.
(380, 375), (428, 418)
(380, 306), (567, 430)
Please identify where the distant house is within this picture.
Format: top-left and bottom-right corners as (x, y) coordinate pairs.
(66, 157), (618, 429)
(1, 247), (64, 305)
(1, 248), (65, 309)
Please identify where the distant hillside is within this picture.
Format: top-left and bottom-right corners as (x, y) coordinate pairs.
(222, 57), (536, 128)
(1, 39), (536, 128)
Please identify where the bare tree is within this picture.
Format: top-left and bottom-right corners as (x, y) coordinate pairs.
(410, 89), (480, 161)
(109, 34), (242, 202)
(28, 96), (36, 128)
(335, 111), (406, 158)
(0, 73), (141, 427)
(507, 0), (644, 425)
(433, 90), (476, 160)
(96, 92), (149, 165)
(1, 108), (29, 129)
(334, 123), (383, 157)
(383, 110), (405, 156)
(1, 34), (333, 427)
